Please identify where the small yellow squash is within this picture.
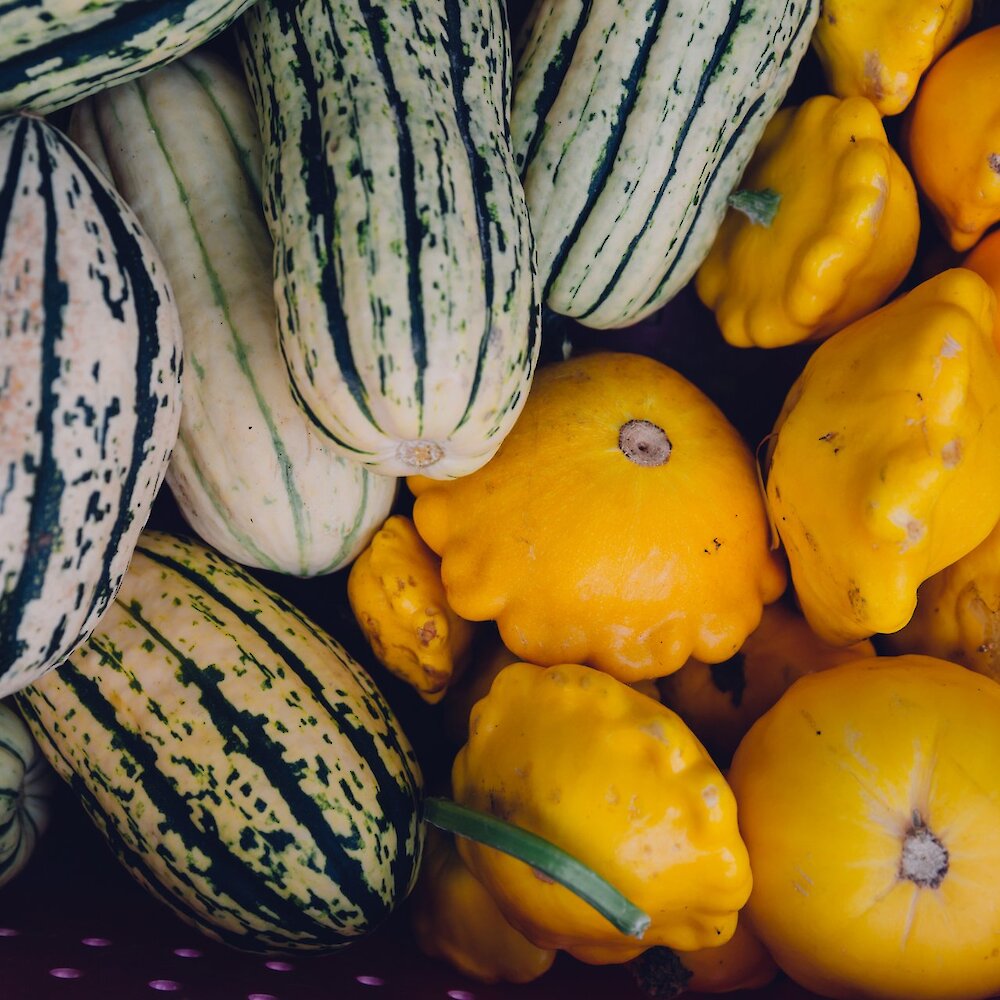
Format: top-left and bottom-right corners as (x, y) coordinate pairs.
(410, 828), (556, 985)
(696, 95), (919, 348)
(658, 602), (875, 764)
(347, 515), (475, 703)
(452, 661), (752, 965)
(410, 352), (786, 682)
(811, 0), (973, 116)
(729, 655), (1000, 1000)
(766, 268), (1000, 645)
(903, 24), (1000, 251)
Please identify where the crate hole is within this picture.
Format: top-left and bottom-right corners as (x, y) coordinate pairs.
(0, 928), (19, 937)
(356, 975), (385, 986)
(264, 960), (295, 972)
(82, 937), (113, 947)
(248, 995), (279, 1000)
(148, 980), (183, 992)
(173, 947), (203, 958)
(447, 992), (475, 1000)
(49, 969), (83, 980)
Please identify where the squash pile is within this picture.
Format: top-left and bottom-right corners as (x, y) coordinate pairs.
(3, 1), (1000, 999)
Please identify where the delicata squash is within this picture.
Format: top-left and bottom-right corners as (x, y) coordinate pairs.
(766, 268), (1000, 645)
(410, 352), (786, 682)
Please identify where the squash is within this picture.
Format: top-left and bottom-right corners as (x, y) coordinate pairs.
(411, 351), (786, 682)
(69, 51), (397, 577)
(0, 701), (57, 888)
(16, 531), (423, 953)
(729, 655), (1000, 1000)
(511, 0), (819, 328)
(238, 0), (540, 479)
(0, 0), (255, 114)
(0, 114), (182, 698)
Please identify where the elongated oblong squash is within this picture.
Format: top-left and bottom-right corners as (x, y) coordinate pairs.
(0, 0), (256, 115)
(512, 0), (819, 329)
(239, 0), (540, 479)
(70, 52), (397, 577)
(17, 531), (424, 953)
(0, 115), (182, 698)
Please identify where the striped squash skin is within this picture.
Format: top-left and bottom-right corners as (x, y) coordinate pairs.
(512, 0), (819, 329)
(70, 53), (398, 578)
(0, 701), (57, 888)
(0, 0), (256, 115)
(16, 531), (424, 953)
(239, 0), (541, 480)
(0, 115), (182, 699)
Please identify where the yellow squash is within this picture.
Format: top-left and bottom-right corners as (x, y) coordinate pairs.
(884, 517), (1000, 682)
(347, 515), (475, 703)
(766, 268), (1000, 645)
(452, 661), (751, 965)
(811, 0), (973, 116)
(903, 24), (1000, 251)
(696, 95), (919, 348)
(658, 602), (875, 765)
(729, 655), (1000, 1000)
(410, 352), (786, 682)
(964, 228), (1000, 346)
(410, 828), (556, 985)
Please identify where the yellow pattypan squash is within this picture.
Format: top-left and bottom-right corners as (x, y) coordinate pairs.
(452, 661), (751, 965)
(964, 228), (1000, 346)
(811, 0), (973, 117)
(696, 95), (919, 348)
(729, 655), (1000, 1000)
(410, 827), (556, 985)
(658, 602), (875, 765)
(903, 24), (1000, 251)
(766, 268), (1000, 645)
(883, 516), (1000, 682)
(629, 918), (778, 996)
(347, 514), (475, 703)
(410, 352), (786, 682)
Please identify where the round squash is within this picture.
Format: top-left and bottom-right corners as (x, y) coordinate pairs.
(410, 351), (786, 682)
(729, 654), (1000, 1000)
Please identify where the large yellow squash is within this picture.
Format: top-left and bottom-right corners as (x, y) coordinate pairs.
(410, 352), (786, 682)
(766, 268), (1000, 645)
(729, 654), (1000, 1000)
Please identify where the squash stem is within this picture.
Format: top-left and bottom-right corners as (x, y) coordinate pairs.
(423, 796), (651, 940)
(728, 188), (781, 227)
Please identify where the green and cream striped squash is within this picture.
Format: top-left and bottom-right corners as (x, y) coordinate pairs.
(70, 52), (398, 578)
(239, 0), (540, 480)
(17, 530), (423, 953)
(0, 0), (256, 115)
(512, 0), (819, 329)
(0, 114), (182, 699)
(0, 701), (57, 888)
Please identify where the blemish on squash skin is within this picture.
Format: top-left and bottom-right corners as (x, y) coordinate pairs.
(863, 52), (886, 101)
(989, 153), (1000, 176)
(941, 439), (962, 468)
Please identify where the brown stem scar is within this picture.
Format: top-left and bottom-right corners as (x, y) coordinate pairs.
(619, 419), (671, 467)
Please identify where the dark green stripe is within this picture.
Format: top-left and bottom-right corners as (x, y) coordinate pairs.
(0, 118), (68, 682)
(358, 0), (429, 426)
(542, 0), (669, 300)
(136, 540), (421, 912)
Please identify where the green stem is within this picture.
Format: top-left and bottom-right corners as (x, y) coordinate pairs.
(423, 796), (651, 940)
(727, 187), (781, 227)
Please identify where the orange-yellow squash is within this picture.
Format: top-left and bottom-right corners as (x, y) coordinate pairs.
(903, 24), (1000, 251)
(883, 516), (1000, 682)
(811, 0), (973, 116)
(410, 828), (556, 985)
(964, 228), (1000, 346)
(729, 654), (1000, 1000)
(696, 95), (919, 348)
(658, 602), (876, 765)
(410, 352), (786, 682)
(347, 515), (476, 703)
(452, 661), (752, 965)
(766, 268), (1000, 645)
